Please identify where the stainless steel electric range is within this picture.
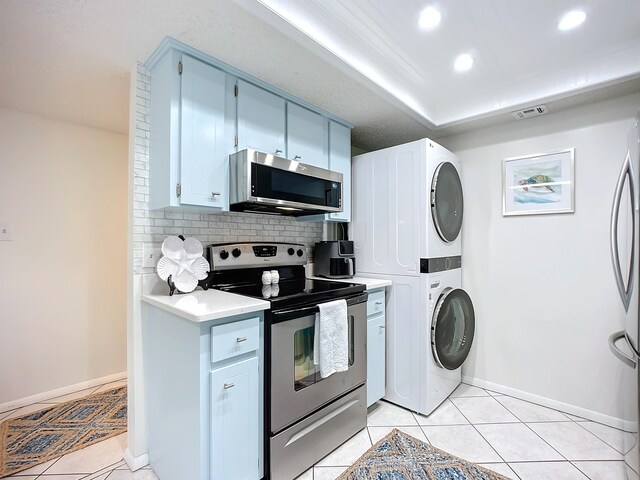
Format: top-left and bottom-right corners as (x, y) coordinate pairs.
(204, 242), (368, 480)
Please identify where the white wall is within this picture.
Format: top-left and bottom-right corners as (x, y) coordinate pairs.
(0, 108), (128, 404)
(439, 92), (640, 422)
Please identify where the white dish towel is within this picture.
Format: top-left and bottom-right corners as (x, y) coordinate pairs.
(313, 299), (349, 378)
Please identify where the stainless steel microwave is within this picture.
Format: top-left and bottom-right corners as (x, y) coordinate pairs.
(229, 149), (343, 216)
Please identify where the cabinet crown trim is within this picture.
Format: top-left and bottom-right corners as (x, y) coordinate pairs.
(145, 36), (355, 129)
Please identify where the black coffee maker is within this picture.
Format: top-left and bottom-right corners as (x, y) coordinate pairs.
(314, 241), (356, 279)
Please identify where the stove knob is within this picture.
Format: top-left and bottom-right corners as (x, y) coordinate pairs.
(296, 249), (304, 257)
(232, 248), (241, 258)
(219, 250), (229, 260)
(288, 248), (295, 256)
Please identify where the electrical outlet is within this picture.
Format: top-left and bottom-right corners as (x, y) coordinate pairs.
(142, 243), (161, 268)
(0, 224), (12, 241)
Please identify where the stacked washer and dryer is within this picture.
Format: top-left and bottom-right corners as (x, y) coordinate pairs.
(352, 138), (475, 416)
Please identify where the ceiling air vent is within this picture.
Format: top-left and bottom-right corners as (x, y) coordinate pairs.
(511, 104), (548, 120)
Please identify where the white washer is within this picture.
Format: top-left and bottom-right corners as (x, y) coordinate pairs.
(425, 143), (463, 259)
(421, 264), (475, 414)
(352, 138), (474, 416)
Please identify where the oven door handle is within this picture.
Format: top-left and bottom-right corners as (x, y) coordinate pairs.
(272, 292), (368, 323)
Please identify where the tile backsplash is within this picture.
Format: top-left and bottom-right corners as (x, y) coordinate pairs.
(132, 62), (323, 275)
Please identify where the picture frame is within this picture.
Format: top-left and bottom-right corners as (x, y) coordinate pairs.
(502, 148), (575, 216)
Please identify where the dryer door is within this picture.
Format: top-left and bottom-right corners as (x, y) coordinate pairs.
(431, 287), (475, 370)
(431, 162), (464, 243)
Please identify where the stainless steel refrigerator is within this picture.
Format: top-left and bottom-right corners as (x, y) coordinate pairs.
(609, 112), (640, 479)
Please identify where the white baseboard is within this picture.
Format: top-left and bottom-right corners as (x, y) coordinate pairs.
(124, 447), (149, 471)
(462, 375), (633, 431)
(0, 371), (127, 413)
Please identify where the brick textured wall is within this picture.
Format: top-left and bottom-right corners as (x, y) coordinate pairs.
(132, 62), (323, 275)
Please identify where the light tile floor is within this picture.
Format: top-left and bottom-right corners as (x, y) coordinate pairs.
(296, 383), (639, 480)
(1, 381), (637, 480)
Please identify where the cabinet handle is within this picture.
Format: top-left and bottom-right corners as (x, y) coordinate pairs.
(211, 192), (220, 197)
(275, 149), (282, 155)
(379, 325), (386, 331)
(375, 301), (383, 307)
(236, 336), (247, 343)
(224, 383), (235, 389)
(294, 155), (301, 160)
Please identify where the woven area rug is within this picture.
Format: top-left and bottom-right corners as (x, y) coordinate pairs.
(0, 386), (127, 477)
(338, 429), (511, 480)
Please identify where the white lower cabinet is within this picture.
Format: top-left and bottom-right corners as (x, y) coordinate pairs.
(145, 306), (262, 480)
(366, 288), (386, 406)
(210, 357), (259, 480)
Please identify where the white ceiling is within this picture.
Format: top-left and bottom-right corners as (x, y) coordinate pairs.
(243, 0), (640, 125)
(2, 0), (640, 151)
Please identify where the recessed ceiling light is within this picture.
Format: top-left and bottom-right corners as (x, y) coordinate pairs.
(558, 10), (586, 30)
(454, 54), (473, 72)
(419, 6), (441, 30)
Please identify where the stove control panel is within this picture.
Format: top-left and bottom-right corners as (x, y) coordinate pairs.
(208, 242), (308, 271)
(253, 245), (277, 257)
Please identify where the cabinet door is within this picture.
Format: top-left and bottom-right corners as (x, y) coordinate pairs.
(210, 357), (259, 480)
(286, 103), (328, 169)
(328, 121), (351, 222)
(180, 55), (229, 208)
(237, 80), (285, 155)
(367, 313), (386, 407)
(299, 121), (352, 223)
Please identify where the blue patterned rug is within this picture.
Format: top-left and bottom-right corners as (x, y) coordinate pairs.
(338, 429), (511, 480)
(0, 386), (127, 477)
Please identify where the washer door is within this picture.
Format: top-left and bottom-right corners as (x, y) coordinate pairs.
(431, 162), (464, 243)
(431, 287), (475, 370)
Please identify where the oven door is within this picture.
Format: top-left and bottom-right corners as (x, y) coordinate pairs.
(270, 294), (367, 434)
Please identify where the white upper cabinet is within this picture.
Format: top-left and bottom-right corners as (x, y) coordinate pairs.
(236, 80), (285, 155)
(286, 103), (329, 169)
(149, 51), (235, 211)
(180, 56), (232, 209)
(328, 121), (351, 222)
(147, 41), (352, 215)
(300, 120), (352, 223)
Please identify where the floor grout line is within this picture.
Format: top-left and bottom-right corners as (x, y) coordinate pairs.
(447, 396), (510, 467)
(490, 396), (572, 464)
(8, 378), (632, 480)
(572, 419), (629, 455)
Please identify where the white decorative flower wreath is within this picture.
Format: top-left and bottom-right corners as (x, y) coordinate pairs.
(156, 236), (209, 293)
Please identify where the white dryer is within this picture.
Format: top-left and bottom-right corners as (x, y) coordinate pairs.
(424, 143), (463, 259)
(352, 138), (475, 416)
(422, 260), (475, 414)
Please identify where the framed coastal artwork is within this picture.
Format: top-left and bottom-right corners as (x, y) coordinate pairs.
(503, 148), (575, 216)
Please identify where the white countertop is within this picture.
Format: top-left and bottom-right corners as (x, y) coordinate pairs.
(142, 289), (270, 323)
(308, 275), (392, 290)
(142, 272), (390, 323)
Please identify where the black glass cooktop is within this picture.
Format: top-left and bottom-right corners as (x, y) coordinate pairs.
(216, 278), (366, 309)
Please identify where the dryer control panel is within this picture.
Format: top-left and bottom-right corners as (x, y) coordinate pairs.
(420, 255), (462, 273)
